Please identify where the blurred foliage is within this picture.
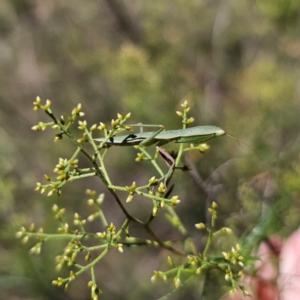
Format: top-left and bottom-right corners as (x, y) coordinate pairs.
(1, 0), (300, 299)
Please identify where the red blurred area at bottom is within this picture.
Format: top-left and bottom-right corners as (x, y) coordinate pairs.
(222, 230), (300, 300)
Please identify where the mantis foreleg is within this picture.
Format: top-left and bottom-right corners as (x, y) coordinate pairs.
(126, 124), (165, 147)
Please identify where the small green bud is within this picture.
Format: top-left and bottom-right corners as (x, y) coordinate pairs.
(186, 117), (194, 124)
(152, 206), (158, 216)
(35, 182), (42, 191)
(111, 119), (120, 127)
(108, 223), (116, 233)
(41, 99), (52, 110)
(87, 214), (95, 222)
(116, 243), (123, 253)
(170, 195), (180, 206)
(198, 143), (210, 152)
(71, 253), (77, 263)
(148, 176), (158, 185)
(160, 272), (167, 281)
(47, 189), (56, 196)
(85, 253), (91, 261)
(60, 115), (65, 124)
(96, 193), (104, 204)
(241, 287), (251, 297)
(31, 125), (39, 131)
(126, 194), (133, 203)
(158, 182), (166, 194)
(151, 270), (159, 283)
(29, 223), (35, 232)
(195, 222), (206, 229)
(135, 152), (144, 162)
(181, 100), (188, 108)
(71, 103), (82, 115)
(125, 182), (137, 193)
(33, 96), (41, 106)
(22, 236), (29, 244)
(78, 120), (87, 130)
(87, 199), (94, 205)
(86, 189), (96, 196)
(71, 159), (78, 166)
(225, 273), (231, 281)
(90, 124), (97, 131)
(44, 174), (51, 181)
(56, 173), (67, 181)
(96, 232), (106, 239)
(15, 231), (24, 238)
(222, 251), (231, 260)
(187, 255), (197, 265)
(237, 270), (243, 278)
(174, 277), (181, 289)
(52, 280), (59, 286)
(97, 122), (106, 130)
(221, 227), (232, 234)
(167, 256), (174, 266)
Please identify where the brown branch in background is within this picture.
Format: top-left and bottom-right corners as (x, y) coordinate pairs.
(184, 156), (210, 198)
(184, 155), (213, 227)
(184, 156), (227, 227)
(103, 0), (143, 44)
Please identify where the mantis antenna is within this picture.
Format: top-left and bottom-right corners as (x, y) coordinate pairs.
(226, 133), (262, 159)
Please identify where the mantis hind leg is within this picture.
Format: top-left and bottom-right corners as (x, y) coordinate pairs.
(136, 124), (165, 147)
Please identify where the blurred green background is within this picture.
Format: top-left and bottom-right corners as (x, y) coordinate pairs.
(1, 0), (300, 299)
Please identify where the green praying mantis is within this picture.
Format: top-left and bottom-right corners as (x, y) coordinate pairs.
(94, 124), (226, 147)
(94, 124), (227, 185)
